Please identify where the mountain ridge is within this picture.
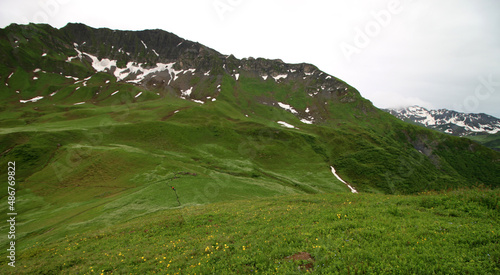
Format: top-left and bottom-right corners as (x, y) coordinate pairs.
(2, 23), (363, 126)
(384, 105), (500, 136)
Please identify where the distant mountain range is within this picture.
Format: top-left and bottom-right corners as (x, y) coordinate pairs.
(384, 106), (500, 151)
(384, 106), (500, 136)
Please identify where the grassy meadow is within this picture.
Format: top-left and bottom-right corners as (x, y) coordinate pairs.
(1, 188), (498, 274)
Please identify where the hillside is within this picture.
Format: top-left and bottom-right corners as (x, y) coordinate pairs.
(0, 23), (499, 271)
(1, 189), (499, 274)
(468, 133), (500, 151)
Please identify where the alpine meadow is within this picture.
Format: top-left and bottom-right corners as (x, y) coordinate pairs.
(0, 23), (499, 274)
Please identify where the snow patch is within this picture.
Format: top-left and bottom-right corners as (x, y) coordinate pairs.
(184, 68), (196, 75)
(86, 53), (117, 73)
(277, 102), (298, 114)
(166, 63), (183, 85)
(181, 87), (193, 99)
(141, 40), (148, 49)
(300, 119), (314, 125)
(330, 166), (358, 193)
(152, 49), (159, 56)
(192, 99), (204, 104)
(79, 52), (177, 84)
(235, 73), (240, 81)
(134, 92), (143, 98)
(277, 121), (297, 129)
(20, 96), (44, 103)
(67, 55), (78, 62)
(262, 75), (268, 81)
(111, 90), (119, 96)
(73, 102), (85, 105)
(272, 74), (288, 82)
(66, 48), (83, 63)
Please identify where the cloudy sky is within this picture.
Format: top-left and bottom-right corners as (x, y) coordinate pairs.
(1, 0), (499, 117)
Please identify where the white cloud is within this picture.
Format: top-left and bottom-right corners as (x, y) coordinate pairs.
(367, 91), (436, 110)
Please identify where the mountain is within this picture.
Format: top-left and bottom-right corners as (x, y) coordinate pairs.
(1, 22), (500, 273)
(1, 22), (499, 192)
(384, 106), (500, 136)
(0, 23), (499, 253)
(385, 106), (500, 151)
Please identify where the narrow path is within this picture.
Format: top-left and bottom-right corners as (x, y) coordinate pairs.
(330, 166), (358, 193)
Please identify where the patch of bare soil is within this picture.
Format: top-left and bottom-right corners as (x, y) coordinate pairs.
(285, 252), (315, 272)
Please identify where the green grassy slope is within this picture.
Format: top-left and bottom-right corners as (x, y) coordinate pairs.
(1, 188), (498, 274)
(469, 133), (500, 151)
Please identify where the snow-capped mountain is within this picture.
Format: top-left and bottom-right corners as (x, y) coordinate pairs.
(385, 106), (500, 136)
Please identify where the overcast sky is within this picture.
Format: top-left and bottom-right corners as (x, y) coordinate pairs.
(1, 0), (499, 117)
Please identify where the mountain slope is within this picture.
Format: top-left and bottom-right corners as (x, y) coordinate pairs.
(0, 23), (499, 252)
(1, 23), (499, 192)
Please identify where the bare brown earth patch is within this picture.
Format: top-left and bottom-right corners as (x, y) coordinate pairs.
(285, 252), (315, 272)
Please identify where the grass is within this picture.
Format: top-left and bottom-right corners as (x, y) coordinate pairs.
(469, 133), (500, 151)
(1, 188), (498, 274)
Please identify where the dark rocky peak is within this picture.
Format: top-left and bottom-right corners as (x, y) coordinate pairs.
(1, 23), (356, 106)
(60, 23), (222, 68)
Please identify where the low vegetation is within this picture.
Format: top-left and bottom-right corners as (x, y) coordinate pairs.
(1, 188), (498, 274)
